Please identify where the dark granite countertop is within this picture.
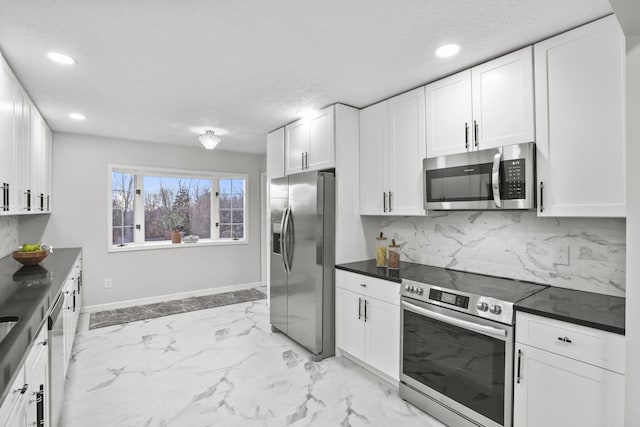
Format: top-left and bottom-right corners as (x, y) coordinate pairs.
(515, 286), (625, 335)
(0, 248), (81, 402)
(336, 259), (624, 335)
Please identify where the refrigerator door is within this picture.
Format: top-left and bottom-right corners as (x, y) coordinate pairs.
(270, 176), (289, 333)
(287, 171), (326, 353)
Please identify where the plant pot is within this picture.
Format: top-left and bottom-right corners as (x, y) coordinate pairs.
(171, 231), (182, 244)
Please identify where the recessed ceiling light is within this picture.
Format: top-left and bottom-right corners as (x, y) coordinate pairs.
(47, 52), (76, 65)
(435, 44), (460, 58)
(69, 113), (85, 121)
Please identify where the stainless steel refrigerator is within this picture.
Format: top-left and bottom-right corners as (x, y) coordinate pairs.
(270, 170), (335, 361)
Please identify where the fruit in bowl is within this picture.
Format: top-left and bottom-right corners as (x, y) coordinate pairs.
(12, 243), (51, 266)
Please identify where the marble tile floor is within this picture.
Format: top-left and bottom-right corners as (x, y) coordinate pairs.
(88, 288), (267, 329)
(61, 299), (446, 427)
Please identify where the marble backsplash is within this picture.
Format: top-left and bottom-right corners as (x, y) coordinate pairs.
(368, 211), (626, 297)
(0, 217), (19, 259)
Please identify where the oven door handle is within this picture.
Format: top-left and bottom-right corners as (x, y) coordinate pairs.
(402, 300), (507, 339)
(492, 152), (502, 208)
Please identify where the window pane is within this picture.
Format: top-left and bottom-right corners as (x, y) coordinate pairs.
(218, 178), (246, 240)
(220, 224), (232, 239)
(143, 176), (211, 241)
(112, 171), (135, 245)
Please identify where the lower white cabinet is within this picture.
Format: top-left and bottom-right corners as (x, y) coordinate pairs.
(335, 270), (400, 381)
(62, 256), (82, 376)
(0, 325), (49, 427)
(514, 312), (625, 427)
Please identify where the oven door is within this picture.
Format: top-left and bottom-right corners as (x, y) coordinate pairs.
(400, 297), (513, 427)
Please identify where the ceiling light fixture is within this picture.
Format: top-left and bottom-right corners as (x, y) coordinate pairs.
(69, 113), (85, 120)
(47, 52), (77, 65)
(435, 44), (460, 58)
(199, 130), (221, 150)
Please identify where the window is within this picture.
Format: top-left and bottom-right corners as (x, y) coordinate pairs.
(109, 165), (248, 250)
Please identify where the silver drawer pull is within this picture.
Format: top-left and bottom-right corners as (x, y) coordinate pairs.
(557, 336), (572, 344)
(360, 283), (367, 287)
(14, 384), (28, 394)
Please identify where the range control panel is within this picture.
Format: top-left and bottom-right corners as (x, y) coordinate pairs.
(401, 279), (514, 325)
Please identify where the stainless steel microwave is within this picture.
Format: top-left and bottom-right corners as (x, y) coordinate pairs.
(423, 142), (535, 210)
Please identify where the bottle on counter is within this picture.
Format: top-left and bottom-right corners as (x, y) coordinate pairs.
(389, 239), (400, 270)
(376, 232), (388, 267)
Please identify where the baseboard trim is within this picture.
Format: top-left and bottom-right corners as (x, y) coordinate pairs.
(81, 282), (264, 313)
(338, 349), (399, 388)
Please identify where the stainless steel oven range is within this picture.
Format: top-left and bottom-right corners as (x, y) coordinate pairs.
(399, 268), (546, 427)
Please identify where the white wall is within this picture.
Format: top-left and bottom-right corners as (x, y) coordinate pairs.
(23, 132), (266, 307)
(625, 35), (640, 427)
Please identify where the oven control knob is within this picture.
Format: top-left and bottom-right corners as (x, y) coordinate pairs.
(490, 305), (502, 315)
(416, 287), (424, 295)
(404, 284), (411, 292)
(476, 302), (489, 312)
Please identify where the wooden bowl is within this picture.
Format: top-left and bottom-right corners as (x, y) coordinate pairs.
(12, 250), (49, 266)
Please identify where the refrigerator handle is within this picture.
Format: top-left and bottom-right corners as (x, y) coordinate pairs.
(281, 207), (291, 273)
(286, 207), (294, 270)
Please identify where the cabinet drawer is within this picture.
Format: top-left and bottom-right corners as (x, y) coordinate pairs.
(25, 325), (47, 371)
(0, 365), (26, 422)
(336, 270), (400, 305)
(516, 312), (625, 374)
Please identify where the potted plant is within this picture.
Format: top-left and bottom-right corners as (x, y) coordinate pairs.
(161, 210), (186, 244)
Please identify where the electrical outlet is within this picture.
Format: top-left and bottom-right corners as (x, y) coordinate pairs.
(104, 278), (113, 289)
(554, 244), (570, 266)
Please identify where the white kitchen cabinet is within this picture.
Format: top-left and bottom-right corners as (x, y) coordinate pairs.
(0, 366), (27, 427)
(285, 105), (335, 175)
(267, 127), (285, 180)
(62, 255), (82, 376)
(335, 270), (400, 381)
(426, 47), (534, 157)
(0, 52), (52, 215)
(0, 61), (14, 214)
(359, 87), (425, 215)
(514, 312), (625, 427)
(535, 15), (625, 217)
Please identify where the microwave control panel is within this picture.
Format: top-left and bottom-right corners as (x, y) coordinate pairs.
(502, 158), (526, 200)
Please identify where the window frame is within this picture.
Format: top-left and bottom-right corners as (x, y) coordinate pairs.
(107, 164), (249, 253)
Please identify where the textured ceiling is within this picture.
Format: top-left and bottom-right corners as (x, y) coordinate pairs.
(0, 1), (612, 154)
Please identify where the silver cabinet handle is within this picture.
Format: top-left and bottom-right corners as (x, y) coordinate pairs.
(557, 336), (572, 344)
(473, 120), (479, 147)
(383, 192), (387, 213)
(301, 152), (304, 169)
(364, 299), (368, 322)
(401, 300), (507, 339)
(388, 192), (392, 212)
(358, 297), (362, 320)
(465, 122), (469, 149)
(540, 181), (544, 213)
(14, 384), (28, 394)
(492, 152), (502, 208)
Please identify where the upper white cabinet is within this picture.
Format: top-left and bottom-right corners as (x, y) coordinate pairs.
(426, 47), (534, 157)
(267, 127), (285, 180)
(0, 52), (52, 215)
(513, 312), (625, 427)
(359, 87), (426, 215)
(535, 16), (625, 217)
(285, 105), (335, 175)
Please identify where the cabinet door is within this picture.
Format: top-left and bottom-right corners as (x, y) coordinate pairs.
(335, 287), (365, 360)
(267, 127), (285, 180)
(43, 124), (52, 212)
(535, 16), (625, 217)
(472, 46), (534, 150)
(285, 120), (308, 175)
(388, 87), (426, 215)
(30, 109), (44, 213)
(25, 327), (48, 427)
(364, 297), (400, 381)
(514, 343), (624, 427)
(425, 70), (473, 158)
(359, 101), (388, 215)
(13, 92), (31, 213)
(0, 63), (14, 214)
(307, 105), (335, 171)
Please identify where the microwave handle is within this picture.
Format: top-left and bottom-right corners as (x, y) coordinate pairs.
(492, 152), (502, 208)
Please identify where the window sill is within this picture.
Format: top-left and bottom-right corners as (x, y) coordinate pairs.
(108, 238), (248, 253)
